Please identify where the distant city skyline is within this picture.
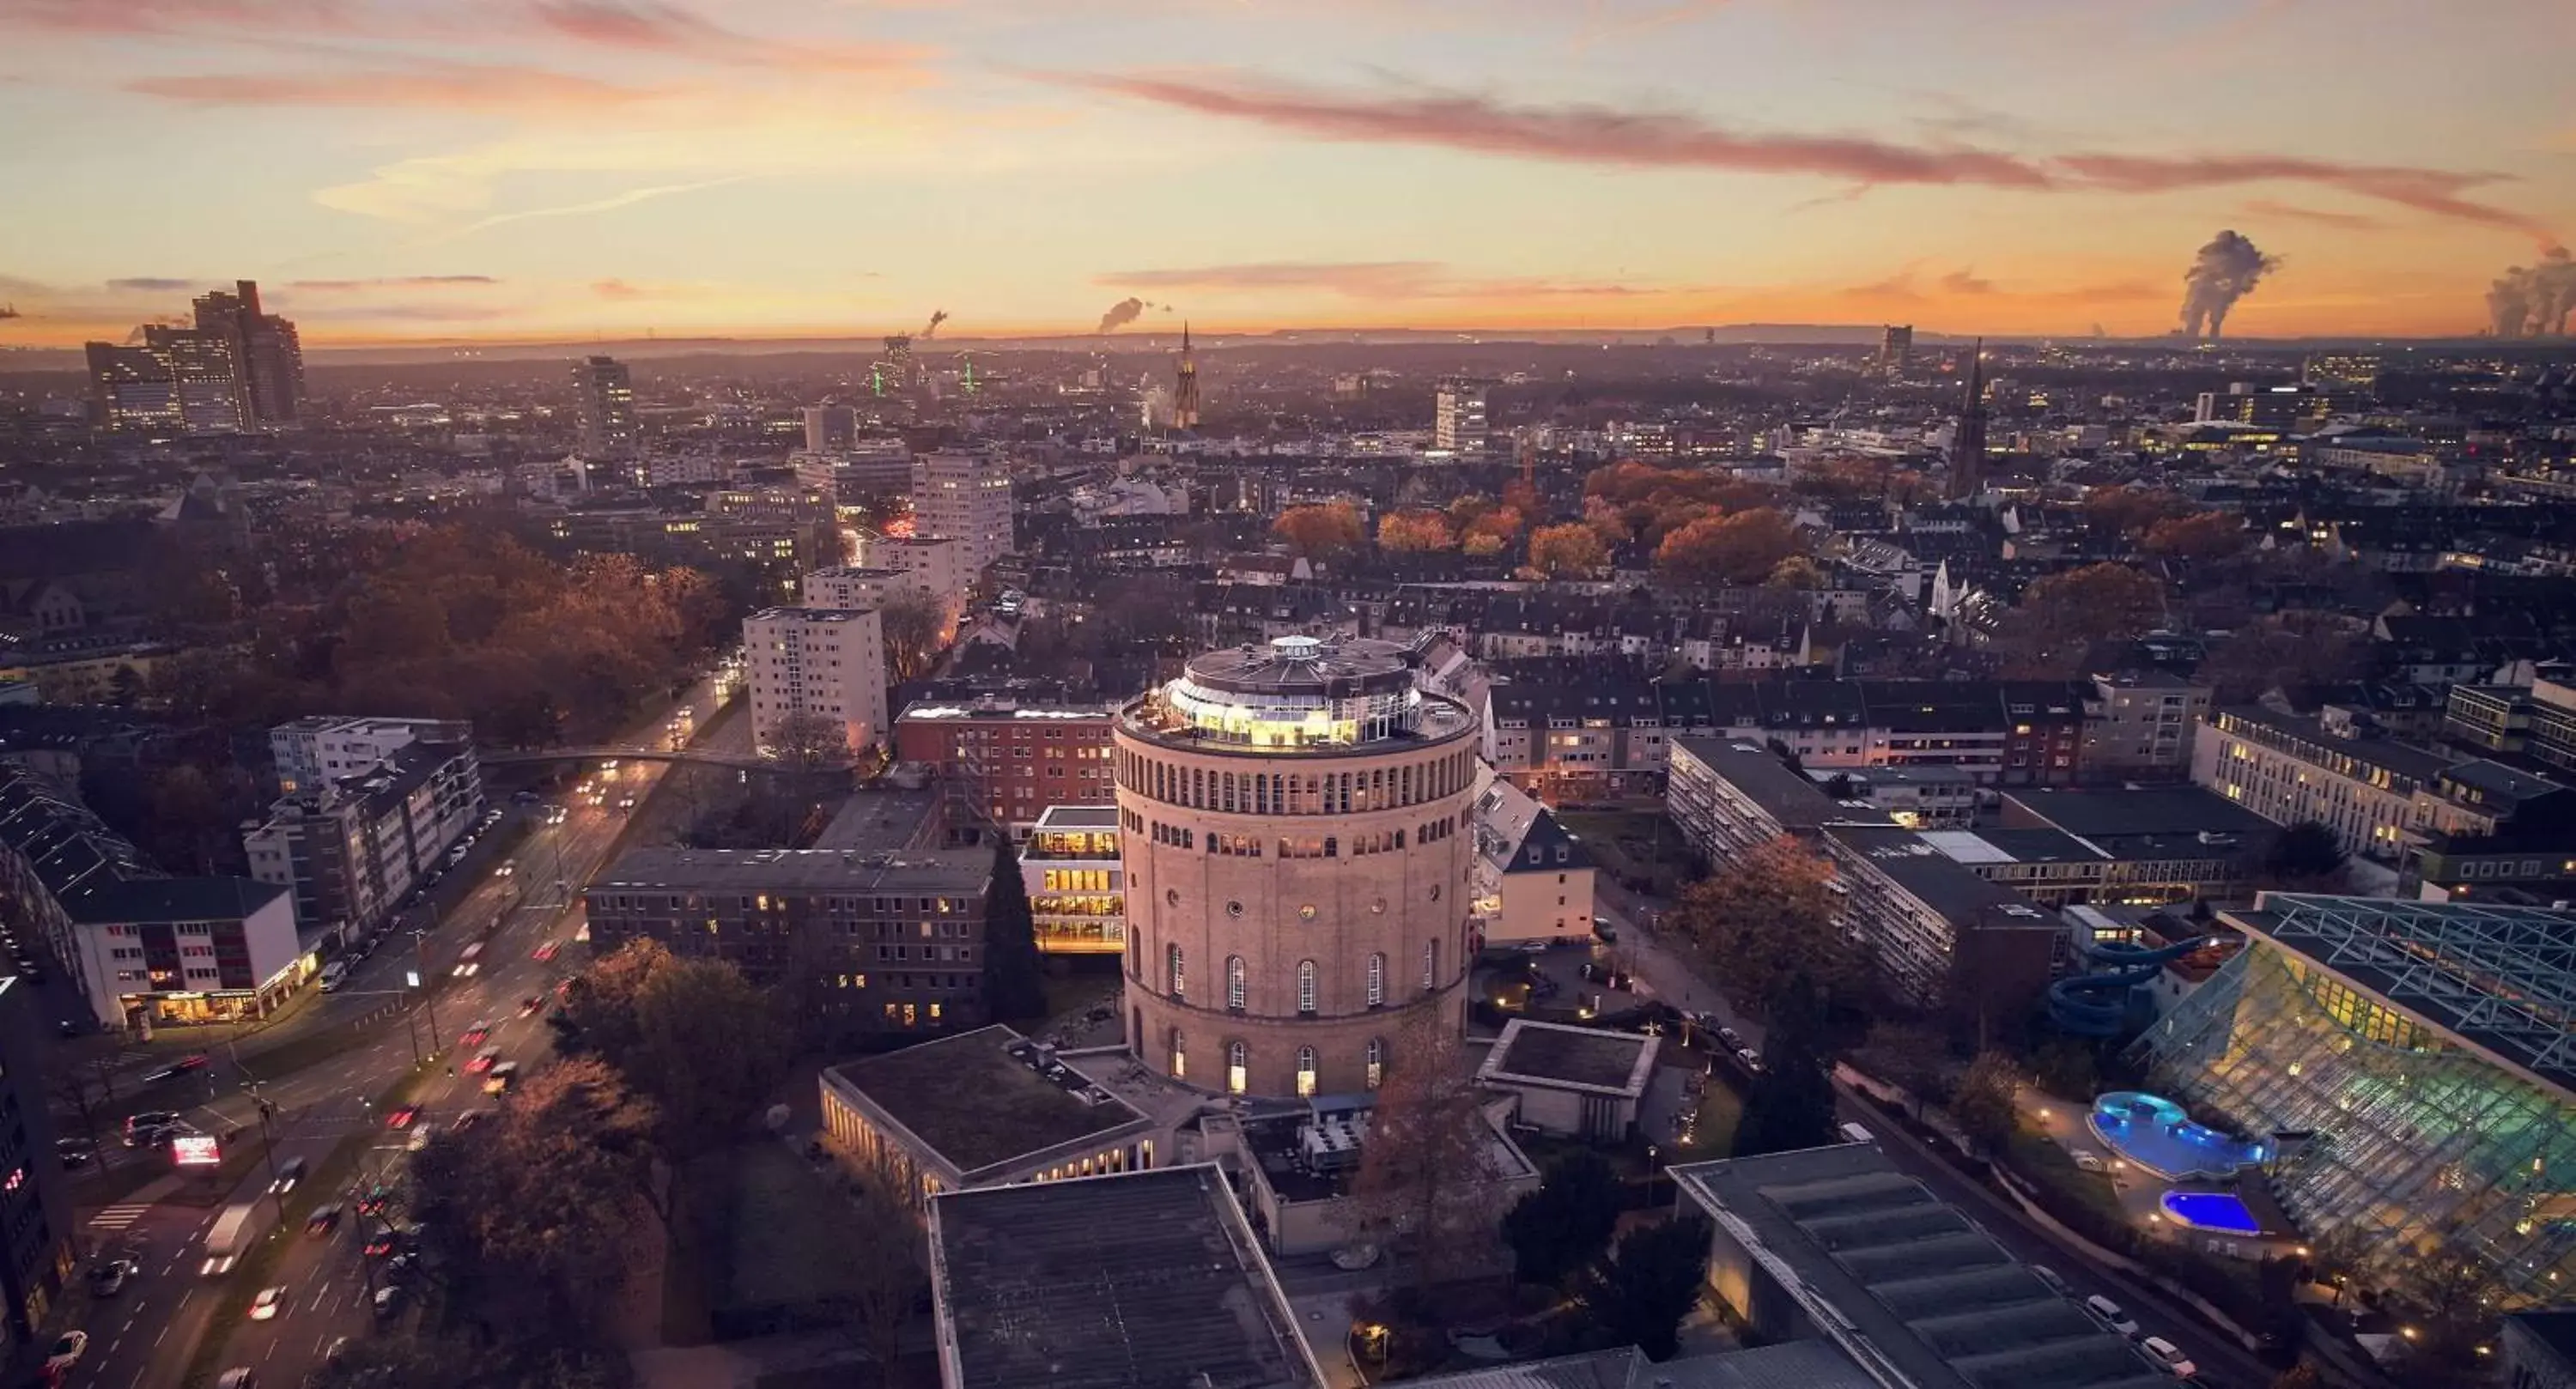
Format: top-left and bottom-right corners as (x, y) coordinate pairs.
(3, 0), (2570, 345)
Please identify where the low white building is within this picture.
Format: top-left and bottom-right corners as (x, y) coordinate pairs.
(1474, 1019), (1660, 1143)
(268, 716), (467, 795)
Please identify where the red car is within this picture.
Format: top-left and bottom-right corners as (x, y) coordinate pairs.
(458, 1021), (492, 1048)
(532, 941), (561, 963)
(464, 1048), (501, 1076)
(385, 1105), (422, 1131)
(516, 996), (544, 1018)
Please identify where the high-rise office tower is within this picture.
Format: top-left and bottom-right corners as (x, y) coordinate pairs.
(1434, 378), (1490, 457)
(1114, 636), (1480, 1098)
(909, 452), (1015, 580)
(86, 342), (182, 432)
(192, 280), (304, 425)
(1879, 325), (1914, 377)
(1171, 324), (1201, 431)
(571, 355), (638, 459)
(804, 403), (859, 453)
(1947, 340), (1987, 500)
(142, 326), (251, 434)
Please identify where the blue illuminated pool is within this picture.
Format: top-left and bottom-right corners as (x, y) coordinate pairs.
(2160, 1190), (2263, 1235)
(2087, 1091), (2269, 1180)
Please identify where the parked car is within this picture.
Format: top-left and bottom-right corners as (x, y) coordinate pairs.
(2069, 1148), (2106, 1173)
(2084, 1295), (2141, 1337)
(2030, 1265), (2071, 1296)
(2139, 1337), (2196, 1377)
(46, 1332), (89, 1373)
(305, 1204), (343, 1237)
(88, 1260), (136, 1295)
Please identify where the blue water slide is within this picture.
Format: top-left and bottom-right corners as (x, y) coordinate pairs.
(2046, 935), (2213, 1036)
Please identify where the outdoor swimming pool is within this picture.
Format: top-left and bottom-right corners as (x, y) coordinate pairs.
(2160, 1190), (2263, 1235)
(2087, 1090), (2269, 1180)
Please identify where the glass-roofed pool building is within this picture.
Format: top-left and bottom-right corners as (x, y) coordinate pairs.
(2129, 893), (2576, 1303)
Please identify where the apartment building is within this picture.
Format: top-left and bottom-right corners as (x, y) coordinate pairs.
(2081, 671), (2209, 782)
(583, 846), (991, 1035)
(2192, 704), (2566, 863)
(892, 700), (1117, 828)
(801, 566), (920, 612)
(0, 978), (72, 1351)
(1665, 737), (2058, 1017)
(269, 716), (469, 795)
(242, 736), (484, 948)
(909, 452), (1015, 580)
(857, 534), (969, 611)
(1467, 773), (1596, 947)
(744, 607), (888, 761)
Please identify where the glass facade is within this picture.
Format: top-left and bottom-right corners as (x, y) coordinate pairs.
(2132, 902), (2576, 1306)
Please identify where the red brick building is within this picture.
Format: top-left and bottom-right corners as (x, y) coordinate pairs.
(893, 701), (1118, 827)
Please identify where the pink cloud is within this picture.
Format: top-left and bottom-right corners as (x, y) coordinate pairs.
(128, 61), (664, 111)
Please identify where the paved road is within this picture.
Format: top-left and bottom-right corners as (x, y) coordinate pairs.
(57, 672), (737, 1389)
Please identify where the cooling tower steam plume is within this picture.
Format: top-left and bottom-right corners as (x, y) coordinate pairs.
(2488, 249), (2576, 337)
(1097, 297), (1160, 333)
(2179, 230), (2278, 339)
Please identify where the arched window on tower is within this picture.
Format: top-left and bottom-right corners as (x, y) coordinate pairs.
(1226, 955), (1246, 1011)
(1366, 953), (1385, 1008)
(1226, 1040), (1248, 1095)
(1169, 1028), (1187, 1081)
(1364, 1037), (1384, 1090)
(1296, 1046), (1318, 1098)
(1297, 960), (1317, 1014)
(1167, 943), (1185, 1000)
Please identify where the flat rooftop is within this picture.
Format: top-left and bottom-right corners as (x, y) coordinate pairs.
(829, 1026), (1146, 1176)
(930, 1165), (1320, 1389)
(1482, 1020), (1659, 1096)
(1033, 804), (1121, 830)
(2002, 785), (2278, 841)
(1823, 824), (2047, 928)
(811, 788), (940, 854)
(588, 846), (988, 895)
(1674, 1144), (2171, 1389)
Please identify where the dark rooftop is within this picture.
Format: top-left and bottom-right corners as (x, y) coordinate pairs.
(930, 1165), (1319, 1389)
(829, 1026), (1145, 1176)
(1823, 824), (2048, 929)
(811, 787), (941, 854)
(1674, 1144), (2170, 1389)
(1672, 736), (1890, 833)
(2002, 786), (2277, 842)
(1487, 1021), (1656, 1095)
(64, 876), (289, 925)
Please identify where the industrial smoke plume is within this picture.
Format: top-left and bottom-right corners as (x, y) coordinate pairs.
(1097, 297), (1163, 332)
(2179, 229), (2277, 339)
(2488, 249), (2576, 338)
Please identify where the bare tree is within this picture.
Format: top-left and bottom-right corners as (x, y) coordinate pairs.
(831, 1157), (929, 1376)
(1347, 1010), (1504, 1284)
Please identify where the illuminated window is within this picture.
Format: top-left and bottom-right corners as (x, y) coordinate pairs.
(1296, 1046), (1318, 1098)
(1227, 1040), (1248, 1095)
(1364, 1038), (1384, 1090)
(1366, 953), (1385, 1007)
(1169, 1028), (1187, 1080)
(1297, 961), (1317, 1014)
(1226, 955), (1246, 1011)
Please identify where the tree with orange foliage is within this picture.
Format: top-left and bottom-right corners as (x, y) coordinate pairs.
(1273, 501), (1366, 557)
(1654, 508), (1802, 585)
(2084, 487), (2193, 542)
(1528, 523), (1609, 579)
(1668, 834), (1862, 1016)
(1462, 505), (1526, 554)
(2000, 562), (2167, 673)
(1376, 510), (1457, 553)
(2143, 510), (2248, 562)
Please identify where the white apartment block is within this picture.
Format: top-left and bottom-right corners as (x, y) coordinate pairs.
(270, 717), (470, 795)
(908, 452), (1014, 580)
(744, 607), (890, 759)
(803, 566), (921, 611)
(858, 534), (969, 610)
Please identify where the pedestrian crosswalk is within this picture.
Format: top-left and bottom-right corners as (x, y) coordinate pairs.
(89, 1203), (152, 1231)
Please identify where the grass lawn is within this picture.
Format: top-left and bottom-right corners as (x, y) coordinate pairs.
(1679, 1075), (1744, 1160)
(1557, 811), (1694, 895)
(2005, 1125), (2127, 1222)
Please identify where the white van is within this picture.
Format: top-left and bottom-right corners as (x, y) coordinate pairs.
(1838, 1122), (1876, 1145)
(319, 961), (349, 992)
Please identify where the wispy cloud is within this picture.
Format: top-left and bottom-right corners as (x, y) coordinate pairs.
(129, 59), (665, 112)
(591, 277), (644, 299)
(2239, 198), (2386, 231)
(105, 276), (198, 292)
(285, 275), (501, 290)
(1059, 71), (2559, 244)
(1939, 269), (1997, 296)
(411, 175), (751, 245)
(529, 1), (927, 72)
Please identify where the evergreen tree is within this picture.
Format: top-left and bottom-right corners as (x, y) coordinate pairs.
(983, 836), (1047, 1022)
(1501, 1149), (1625, 1290)
(1583, 1216), (1711, 1361)
(1731, 975), (1838, 1157)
